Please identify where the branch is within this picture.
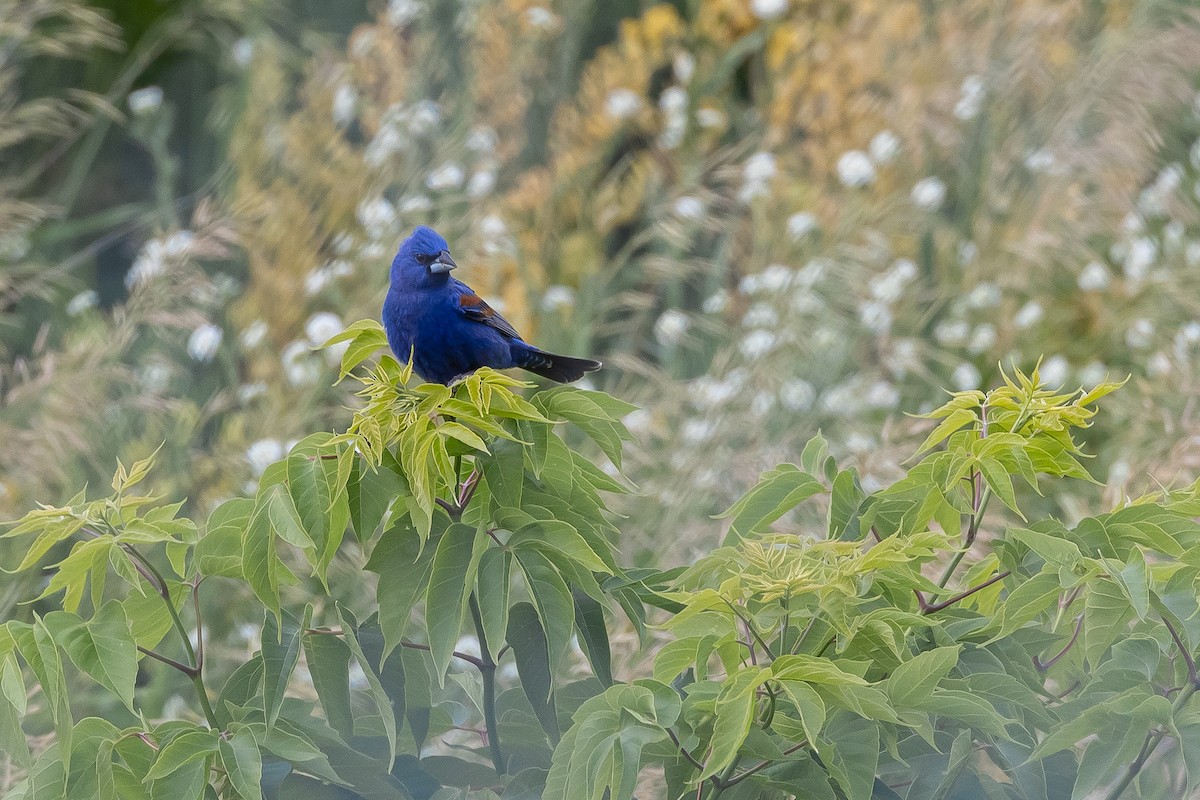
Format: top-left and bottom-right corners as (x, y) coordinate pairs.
(137, 645), (196, 676)
(723, 741), (809, 787)
(919, 571), (1010, 614)
(1163, 616), (1198, 686)
(469, 594), (504, 774)
(1033, 614), (1084, 672)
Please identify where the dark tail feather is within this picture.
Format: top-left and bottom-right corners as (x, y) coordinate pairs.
(516, 348), (602, 383)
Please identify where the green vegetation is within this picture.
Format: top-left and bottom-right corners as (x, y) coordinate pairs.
(5, 342), (1197, 799)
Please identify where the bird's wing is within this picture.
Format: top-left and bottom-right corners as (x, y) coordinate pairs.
(449, 279), (524, 341)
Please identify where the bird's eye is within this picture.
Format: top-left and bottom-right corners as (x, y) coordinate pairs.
(415, 253), (432, 265)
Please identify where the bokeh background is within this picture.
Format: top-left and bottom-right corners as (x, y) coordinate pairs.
(4, 0), (1200, 670)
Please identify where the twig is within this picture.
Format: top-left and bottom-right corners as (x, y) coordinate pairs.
(1033, 614), (1084, 672)
(920, 571), (1010, 614)
(1162, 616), (1198, 686)
(137, 645), (196, 677)
(469, 594), (504, 773)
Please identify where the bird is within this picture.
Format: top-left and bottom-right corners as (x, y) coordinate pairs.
(382, 225), (602, 385)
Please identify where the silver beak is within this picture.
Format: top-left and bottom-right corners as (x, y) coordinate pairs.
(430, 250), (457, 273)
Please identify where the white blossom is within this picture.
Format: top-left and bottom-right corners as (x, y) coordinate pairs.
(869, 130), (900, 164)
(787, 212), (817, 241)
(399, 195), (432, 214)
(357, 197), (397, 240)
(1077, 261), (1110, 291)
(525, 6), (557, 28)
(542, 285), (575, 312)
(958, 241), (978, 266)
(703, 290), (728, 314)
(966, 282), (1001, 309)
(231, 38), (254, 67)
(1148, 351), (1172, 378)
(128, 86), (163, 115)
(779, 379), (816, 411)
(365, 125), (406, 166)
(682, 418), (716, 445)
(954, 75), (984, 121)
(836, 150), (875, 188)
(408, 100), (441, 134)
(332, 84), (357, 127)
(247, 439), (283, 476)
(605, 88), (642, 120)
(66, 290), (98, 316)
(304, 312), (344, 348)
(654, 310), (690, 345)
(693, 376), (738, 409)
(1024, 148), (1055, 173)
(138, 362), (172, 393)
(967, 324), (997, 354)
(238, 382), (267, 403)
(1125, 318), (1154, 349)
(1039, 355), (1069, 387)
(388, 0), (423, 26)
(951, 362), (982, 391)
(859, 302), (892, 335)
(126, 239), (167, 288)
(1014, 301), (1043, 329)
(282, 341), (321, 386)
(622, 409), (652, 436)
(739, 329), (778, 359)
(673, 52), (696, 83)
(695, 107), (726, 128)
(744, 152), (777, 185)
(1123, 237), (1157, 282)
(1078, 361), (1108, 388)
(743, 303), (779, 328)
(305, 266), (333, 296)
(750, 0), (788, 21)
(750, 392), (775, 416)
(187, 324), (223, 363)
(911, 177), (946, 210)
(426, 162), (465, 191)
(672, 196), (705, 220)
(240, 320), (268, 349)
(467, 170), (496, 198)
(466, 125), (498, 153)
(866, 380), (899, 408)
(934, 319), (970, 346)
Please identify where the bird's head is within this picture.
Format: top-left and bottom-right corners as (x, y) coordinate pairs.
(390, 225), (457, 288)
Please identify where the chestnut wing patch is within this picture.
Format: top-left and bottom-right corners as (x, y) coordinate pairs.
(457, 291), (523, 340)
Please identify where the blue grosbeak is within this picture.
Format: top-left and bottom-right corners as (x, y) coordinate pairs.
(383, 226), (602, 384)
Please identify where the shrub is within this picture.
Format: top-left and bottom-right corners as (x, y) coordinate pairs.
(1, 333), (1196, 800)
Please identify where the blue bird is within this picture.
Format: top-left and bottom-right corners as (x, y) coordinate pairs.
(382, 225), (602, 385)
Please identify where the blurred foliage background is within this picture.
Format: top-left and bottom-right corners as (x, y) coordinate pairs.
(4, 0), (1200, 670)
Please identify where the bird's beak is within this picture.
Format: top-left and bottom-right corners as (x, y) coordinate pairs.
(430, 250), (457, 273)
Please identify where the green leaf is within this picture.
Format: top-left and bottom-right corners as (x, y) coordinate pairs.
(197, 499), (253, 579)
(990, 571), (1061, 640)
(335, 608), (398, 762)
(507, 602), (560, 744)
(302, 633), (353, 739)
(913, 689), (1012, 738)
(701, 667), (770, 780)
(828, 468), (865, 540)
(1116, 548), (1150, 620)
(718, 464), (825, 542)
(885, 646), (959, 708)
(366, 525), (436, 661)
(348, 457), (407, 542)
(482, 440), (524, 509)
(425, 523), (482, 683)
(262, 607), (307, 729)
(55, 602), (138, 710)
(220, 727), (264, 800)
(572, 591), (613, 688)
(775, 680), (826, 744)
(144, 730), (220, 781)
(820, 716), (879, 800)
(514, 548), (575, 671)
(242, 499), (281, 624)
(476, 548), (511, 662)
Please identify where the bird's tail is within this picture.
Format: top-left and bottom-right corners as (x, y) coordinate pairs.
(515, 346), (602, 383)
